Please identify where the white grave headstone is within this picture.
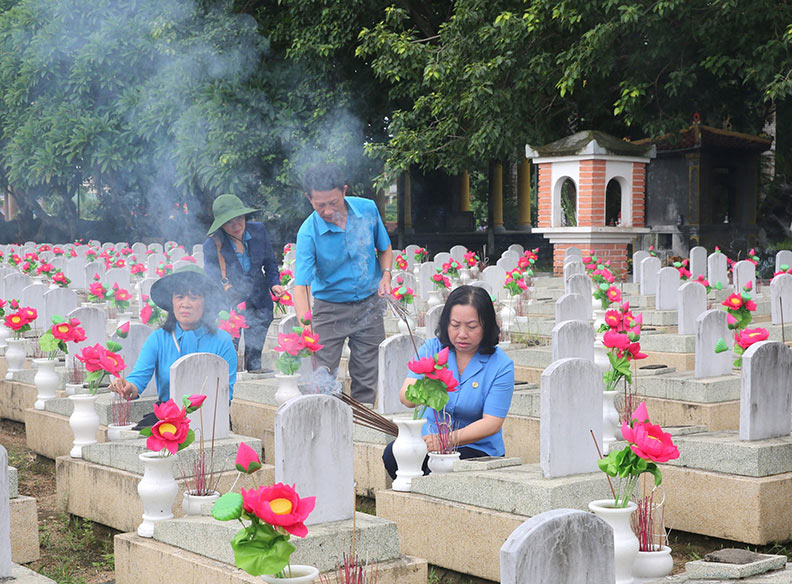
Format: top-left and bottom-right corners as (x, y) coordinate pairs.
(132, 243), (147, 256)
(508, 243), (525, 255)
(732, 260), (756, 293)
(418, 262), (436, 300)
(137, 277), (158, 307)
(564, 247), (582, 260)
(66, 306), (107, 368)
(500, 508), (614, 584)
(655, 267), (681, 311)
(21, 283), (48, 330)
(540, 358), (602, 478)
(497, 251), (519, 272)
(148, 243), (164, 253)
(555, 293), (590, 323)
(632, 251), (650, 283)
(147, 253), (166, 278)
(105, 267), (131, 292)
(740, 342), (792, 441)
(776, 250), (792, 273)
(707, 252), (728, 289)
(449, 245), (467, 263)
(274, 394), (354, 524)
(85, 261), (106, 284)
(694, 309), (732, 378)
(170, 353), (230, 440)
(690, 246), (707, 279)
(424, 304), (444, 338)
(433, 252), (451, 265)
(112, 323), (156, 397)
(4, 272), (32, 301)
(565, 275), (593, 320)
(65, 256), (86, 289)
(771, 273), (792, 325)
(482, 265), (507, 300)
(551, 321), (594, 362)
(169, 248), (186, 262)
(639, 256), (661, 296)
(0, 447), (10, 579)
(377, 333), (422, 415)
(563, 261), (585, 287)
(677, 282), (707, 335)
(43, 287), (79, 327)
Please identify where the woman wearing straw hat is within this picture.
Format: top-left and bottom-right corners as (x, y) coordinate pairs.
(202, 194), (284, 372)
(109, 265), (238, 409)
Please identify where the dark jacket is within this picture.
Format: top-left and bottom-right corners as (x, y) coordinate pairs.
(202, 222), (280, 311)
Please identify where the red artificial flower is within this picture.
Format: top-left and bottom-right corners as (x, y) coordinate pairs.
(622, 421), (680, 463)
(241, 483), (315, 537)
(185, 394), (206, 413)
(299, 329), (323, 352)
(426, 366), (459, 392)
(604, 310), (621, 329)
(140, 303), (153, 324)
(408, 356), (436, 375)
(19, 307), (37, 323)
(4, 313), (26, 331)
(147, 400), (191, 455)
(722, 294), (743, 310)
(734, 328), (769, 350)
(114, 288), (132, 302)
(116, 321), (130, 338)
(603, 330), (630, 351)
(273, 333), (302, 356)
(235, 442), (262, 474)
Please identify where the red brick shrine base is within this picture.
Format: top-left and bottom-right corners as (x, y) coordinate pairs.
(552, 242), (629, 276)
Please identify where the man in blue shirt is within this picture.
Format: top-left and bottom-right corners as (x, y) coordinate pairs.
(293, 164), (392, 404)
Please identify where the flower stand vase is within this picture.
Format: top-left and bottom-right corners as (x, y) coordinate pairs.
(5, 338), (26, 379)
(261, 565), (320, 584)
(68, 394), (100, 458)
(427, 451), (460, 474)
(397, 315), (416, 335)
(602, 390), (621, 455)
(0, 325), (11, 354)
(427, 289), (443, 309)
(589, 500), (640, 584)
(64, 382), (84, 396)
(33, 358), (60, 410)
(137, 452), (179, 537)
(459, 268), (472, 285)
(274, 373), (302, 405)
(500, 297), (517, 332)
(633, 546), (673, 583)
(182, 491), (220, 516)
(391, 418), (428, 492)
(107, 423), (136, 441)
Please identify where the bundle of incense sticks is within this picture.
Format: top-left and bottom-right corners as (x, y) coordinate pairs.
(333, 392), (398, 436)
(384, 294), (419, 355)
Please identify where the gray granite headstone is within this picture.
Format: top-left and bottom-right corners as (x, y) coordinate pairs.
(555, 293), (589, 323)
(21, 283), (48, 330)
(551, 321), (594, 362)
(565, 247), (582, 259)
(112, 322), (156, 397)
(85, 260), (106, 284)
(640, 256), (661, 296)
(695, 309), (732, 379)
(655, 266), (681, 311)
(632, 250), (649, 283)
(708, 252), (728, 289)
(0, 447), (10, 578)
(377, 334), (420, 415)
(500, 508), (614, 584)
(563, 261), (585, 288)
(540, 358), (602, 478)
(690, 246), (707, 279)
(424, 304), (444, 338)
(565, 275), (593, 320)
(43, 287), (79, 329)
(4, 272), (32, 301)
(733, 260), (756, 293)
(170, 353), (230, 440)
(740, 341), (792, 441)
(105, 267), (131, 292)
(678, 281), (707, 335)
(275, 394), (354, 525)
(776, 250), (792, 273)
(66, 306), (107, 369)
(482, 265), (507, 300)
(771, 273), (792, 325)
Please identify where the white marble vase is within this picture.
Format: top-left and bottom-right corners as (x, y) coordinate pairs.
(137, 452), (178, 537)
(397, 315), (416, 335)
(68, 393), (100, 458)
(0, 325), (10, 353)
(5, 338), (26, 379)
(427, 289), (443, 309)
(261, 565), (319, 583)
(33, 358), (60, 410)
(500, 296), (517, 332)
(427, 451), (460, 474)
(633, 546), (673, 583)
(182, 491), (220, 516)
(274, 373), (302, 405)
(589, 500), (640, 584)
(107, 423), (135, 441)
(392, 418), (428, 492)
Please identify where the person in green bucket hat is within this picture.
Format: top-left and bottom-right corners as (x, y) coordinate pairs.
(203, 194), (285, 372)
(108, 265), (238, 426)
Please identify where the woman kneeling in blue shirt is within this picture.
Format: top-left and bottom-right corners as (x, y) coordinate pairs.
(382, 285), (515, 478)
(109, 266), (237, 411)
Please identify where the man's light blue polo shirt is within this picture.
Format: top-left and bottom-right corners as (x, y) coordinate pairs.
(407, 337), (515, 456)
(126, 324), (237, 403)
(295, 196), (391, 302)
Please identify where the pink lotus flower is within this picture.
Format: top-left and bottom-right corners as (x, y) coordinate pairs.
(622, 421), (680, 463)
(436, 346), (449, 366)
(147, 400), (191, 455)
(116, 321), (130, 338)
(273, 333), (302, 356)
(408, 356), (436, 375)
(241, 483), (315, 537)
(235, 442), (262, 474)
(426, 366), (459, 392)
(140, 303), (152, 324)
(236, 302), (246, 311)
(603, 330), (630, 350)
(299, 329), (323, 352)
(184, 394), (206, 413)
(604, 310), (621, 329)
(723, 294), (743, 309)
(744, 299), (757, 311)
(606, 287), (621, 303)
(734, 328), (769, 350)
(629, 402), (650, 425)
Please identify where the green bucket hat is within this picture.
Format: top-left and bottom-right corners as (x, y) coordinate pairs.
(207, 194), (259, 235)
(150, 265), (225, 315)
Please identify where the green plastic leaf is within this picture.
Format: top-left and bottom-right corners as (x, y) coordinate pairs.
(715, 281), (723, 290)
(218, 310), (230, 320)
(139, 427), (152, 437)
(106, 341), (122, 353)
(211, 492), (244, 522)
(782, 264), (790, 271)
(714, 338), (729, 353)
(398, 286), (407, 295)
(647, 462), (662, 486)
(51, 315), (66, 324)
(231, 523), (295, 576)
(177, 428), (195, 452)
(404, 378), (450, 412)
(39, 331), (59, 352)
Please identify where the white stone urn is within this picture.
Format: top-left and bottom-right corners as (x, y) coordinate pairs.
(260, 565), (320, 583)
(427, 451), (460, 474)
(107, 423), (136, 441)
(397, 315), (416, 335)
(589, 500), (640, 584)
(274, 373), (302, 405)
(33, 358), (60, 410)
(68, 393), (100, 458)
(499, 296), (518, 332)
(391, 418), (428, 492)
(5, 338), (26, 379)
(633, 546), (673, 583)
(64, 382), (84, 396)
(427, 289), (443, 309)
(602, 390), (621, 455)
(459, 268), (472, 286)
(0, 325), (11, 354)
(182, 490), (220, 516)
(137, 452), (179, 537)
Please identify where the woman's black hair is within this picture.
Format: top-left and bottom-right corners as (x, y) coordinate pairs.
(161, 281), (218, 335)
(436, 285), (500, 355)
